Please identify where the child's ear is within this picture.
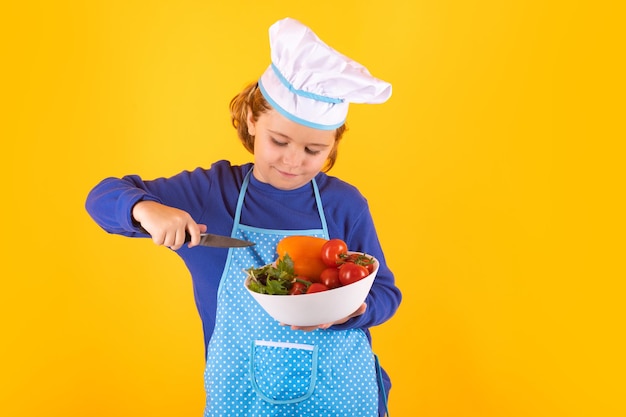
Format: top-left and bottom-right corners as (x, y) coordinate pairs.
(246, 107), (256, 136)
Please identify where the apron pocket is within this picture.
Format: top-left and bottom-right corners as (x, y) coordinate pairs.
(250, 340), (318, 405)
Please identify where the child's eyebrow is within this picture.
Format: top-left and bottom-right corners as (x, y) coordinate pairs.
(268, 129), (291, 140)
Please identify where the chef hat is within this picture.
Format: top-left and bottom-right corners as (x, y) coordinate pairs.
(258, 17), (392, 130)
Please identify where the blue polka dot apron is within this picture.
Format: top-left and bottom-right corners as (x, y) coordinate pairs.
(203, 171), (379, 416)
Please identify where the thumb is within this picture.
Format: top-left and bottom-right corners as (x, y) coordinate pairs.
(352, 302), (367, 318)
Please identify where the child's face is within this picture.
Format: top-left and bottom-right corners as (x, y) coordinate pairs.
(247, 109), (336, 190)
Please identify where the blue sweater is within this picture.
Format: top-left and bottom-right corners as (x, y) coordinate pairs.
(85, 160), (402, 397)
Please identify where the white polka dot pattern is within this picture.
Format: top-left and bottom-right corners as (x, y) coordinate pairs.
(203, 226), (379, 416)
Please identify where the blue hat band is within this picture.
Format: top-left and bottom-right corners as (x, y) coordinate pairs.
(258, 78), (345, 131)
(271, 63), (344, 104)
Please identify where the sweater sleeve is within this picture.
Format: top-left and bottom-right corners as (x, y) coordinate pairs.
(85, 175), (164, 236)
(331, 204), (402, 331)
(84, 168), (215, 236)
(316, 176), (402, 330)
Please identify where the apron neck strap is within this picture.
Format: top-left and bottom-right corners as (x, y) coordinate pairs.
(234, 168), (329, 239)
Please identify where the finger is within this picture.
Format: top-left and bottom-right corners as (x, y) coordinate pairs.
(151, 231), (166, 246)
(280, 323), (316, 332)
(289, 324), (332, 332)
(290, 325), (318, 332)
(170, 228), (187, 251)
(187, 224), (206, 248)
(162, 230), (178, 249)
(352, 302), (367, 317)
(328, 303), (368, 326)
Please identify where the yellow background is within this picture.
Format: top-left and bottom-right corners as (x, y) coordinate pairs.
(2, 1), (624, 416)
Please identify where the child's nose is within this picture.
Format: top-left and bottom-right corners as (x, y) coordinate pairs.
(282, 147), (303, 167)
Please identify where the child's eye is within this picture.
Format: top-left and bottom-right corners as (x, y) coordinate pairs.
(271, 138), (287, 147)
(271, 137), (321, 155)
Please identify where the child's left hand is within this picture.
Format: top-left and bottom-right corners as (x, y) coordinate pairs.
(281, 302), (367, 332)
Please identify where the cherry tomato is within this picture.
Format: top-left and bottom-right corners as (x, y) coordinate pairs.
(289, 281), (307, 295)
(276, 236), (329, 282)
(306, 283), (329, 294)
(342, 253), (376, 273)
(320, 267), (341, 289)
(338, 263), (369, 286)
(320, 239), (348, 267)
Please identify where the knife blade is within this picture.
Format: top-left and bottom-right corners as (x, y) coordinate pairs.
(139, 227), (254, 248)
(192, 232), (255, 248)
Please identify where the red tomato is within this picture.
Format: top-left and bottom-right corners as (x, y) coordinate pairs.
(289, 281), (308, 295)
(343, 253), (376, 273)
(320, 239), (348, 267)
(320, 267), (341, 289)
(306, 283), (329, 294)
(338, 263), (369, 286)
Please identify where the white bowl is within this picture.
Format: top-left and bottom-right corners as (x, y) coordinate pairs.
(244, 252), (378, 326)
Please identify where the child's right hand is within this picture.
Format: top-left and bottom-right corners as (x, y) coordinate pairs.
(132, 200), (207, 250)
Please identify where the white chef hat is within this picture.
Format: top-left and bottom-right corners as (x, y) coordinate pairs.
(258, 17), (392, 130)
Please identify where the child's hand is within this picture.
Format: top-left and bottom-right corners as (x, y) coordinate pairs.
(132, 200), (207, 250)
(281, 302), (367, 332)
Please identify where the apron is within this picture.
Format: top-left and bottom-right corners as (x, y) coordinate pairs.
(203, 170), (379, 416)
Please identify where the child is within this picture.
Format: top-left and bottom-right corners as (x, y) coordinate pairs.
(86, 17), (401, 417)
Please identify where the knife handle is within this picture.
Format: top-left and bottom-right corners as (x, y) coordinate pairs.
(138, 226), (195, 243)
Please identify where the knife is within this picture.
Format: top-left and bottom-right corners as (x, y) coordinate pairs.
(192, 232), (255, 248)
(139, 227), (254, 248)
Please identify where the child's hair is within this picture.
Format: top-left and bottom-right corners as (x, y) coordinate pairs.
(229, 82), (347, 172)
